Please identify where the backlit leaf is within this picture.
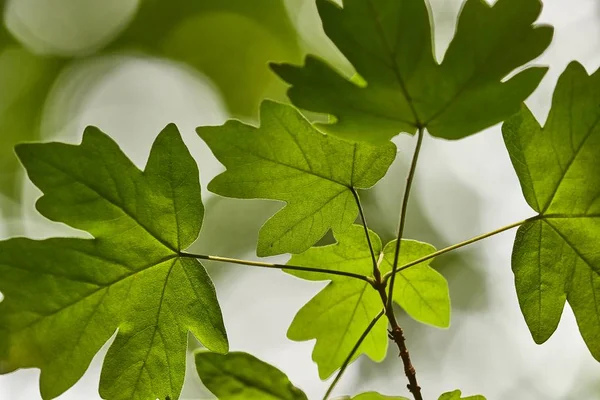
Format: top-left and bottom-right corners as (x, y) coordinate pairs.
(286, 225), (448, 378)
(439, 389), (486, 400)
(198, 100), (396, 256)
(0, 125), (227, 399)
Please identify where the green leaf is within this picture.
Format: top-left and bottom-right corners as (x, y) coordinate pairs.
(286, 225), (449, 378)
(0, 125), (228, 399)
(379, 240), (451, 329)
(272, 0), (552, 143)
(502, 61), (600, 360)
(334, 393), (409, 400)
(351, 392), (409, 400)
(195, 351), (308, 400)
(198, 100), (396, 256)
(438, 389), (486, 400)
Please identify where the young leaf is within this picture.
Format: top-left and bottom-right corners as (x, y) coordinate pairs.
(438, 389), (486, 400)
(195, 351), (307, 400)
(271, 0), (552, 143)
(0, 125), (228, 400)
(502, 61), (600, 361)
(286, 225), (449, 378)
(337, 393), (409, 400)
(198, 100), (396, 256)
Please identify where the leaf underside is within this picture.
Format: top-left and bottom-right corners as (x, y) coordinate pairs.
(198, 100), (396, 256)
(0, 125), (228, 400)
(286, 225), (449, 378)
(272, 0), (552, 143)
(503, 61), (600, 361)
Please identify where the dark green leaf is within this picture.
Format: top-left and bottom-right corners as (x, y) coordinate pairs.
(0, 125), (227, 399)
(195, 351), (308, 400)
(272, 0), (552, 142)
(286, 225), (448, 378)
(198, 100), (396, 256)
(502, 61), (600, 360)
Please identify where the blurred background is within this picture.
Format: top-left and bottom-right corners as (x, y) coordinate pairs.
(1, 0), (600, 398)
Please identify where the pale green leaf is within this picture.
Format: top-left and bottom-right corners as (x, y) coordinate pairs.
(195, 351), (307, 400)
(380, 240), (450, 328)
(502, 61), (600, 360)
(438, 389), (486, 400)
(286, 225), (449, 378)
(272, 0), (552, 142)
(198, 100), (396, 256)
(351, 392), (409, 400)
(0, 125), (227, 399)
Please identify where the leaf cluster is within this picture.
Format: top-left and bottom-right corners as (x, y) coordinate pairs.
(1, 0), (600, 399)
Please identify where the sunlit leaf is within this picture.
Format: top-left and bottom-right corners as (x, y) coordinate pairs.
(0, 125), (227, 399)
(286, 225), (448, 378)
(438, 389), (486, 400)
(198, 100), (396, 256)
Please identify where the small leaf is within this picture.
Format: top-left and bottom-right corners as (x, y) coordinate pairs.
(0, 125), (227, 399)
(272, 0), (552, 143)
(286, 225), (449, 378)
(439, 389), (486, 400)
(502, 61), (600, 360)
(195, 351), (308, 400)
(351, 392), (410, 400)
(380, 240), (450, 328)
(198, 100), (396, 256)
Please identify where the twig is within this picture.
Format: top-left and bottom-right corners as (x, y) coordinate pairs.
(322, 310), (385, 400)
(179, 252), (372, 283)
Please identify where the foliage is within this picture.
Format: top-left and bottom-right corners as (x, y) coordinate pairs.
(503, 61), (600, 360)
(0, 0), (299, 204)
(272, 0), (552, 142)
(285, 225), (448, 379)
(0, 0), (598, 399)
(198, 100), (396, 256)
(0, 126), (227, 400)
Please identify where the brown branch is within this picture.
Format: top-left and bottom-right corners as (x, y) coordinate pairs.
(375, 282), (423, 400)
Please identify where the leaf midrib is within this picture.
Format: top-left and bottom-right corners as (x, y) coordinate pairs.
(218, 132), (356, 189)
(12, 254), (178, 333)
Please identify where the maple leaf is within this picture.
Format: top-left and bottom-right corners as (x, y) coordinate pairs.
(503, 61), (600, 361)
(198, 100), (396, 256)
(286, 225), (449, 378)
(272, 0), (552, 143)
(438, 390), (486, 400)
(0, 125), (227, 399)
